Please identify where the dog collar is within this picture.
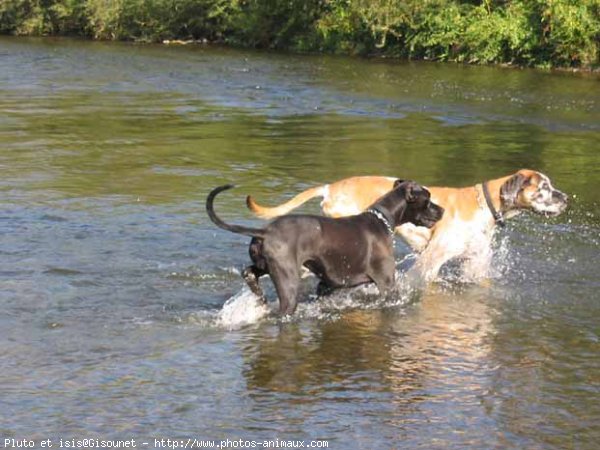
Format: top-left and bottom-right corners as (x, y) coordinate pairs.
(479, 182), (506, 228)
(366, 208), (395, 236)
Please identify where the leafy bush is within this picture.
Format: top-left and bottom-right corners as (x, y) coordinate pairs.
(0, 0), (598, 68)
(228, 0), (323, 49)
(459, 2), (537, 64)
(85, 0), (234, 41)
(0, 0), (87, 35)
(0, 0), (24, 34)
(542, 0), (600, 66)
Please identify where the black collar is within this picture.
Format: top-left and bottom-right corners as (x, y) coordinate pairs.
(366, 206), (395, 236)
(482, 181), (505, 227)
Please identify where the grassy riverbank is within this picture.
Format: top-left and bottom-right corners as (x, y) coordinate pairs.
(1, 0), (599, 69)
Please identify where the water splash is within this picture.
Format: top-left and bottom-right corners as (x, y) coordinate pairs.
(210, 269), (419, 327)
(192, 220), (584, 330)
(216, 288), (273, 330)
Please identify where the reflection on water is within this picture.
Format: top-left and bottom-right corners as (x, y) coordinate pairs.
(1, 36), (599, 447)
(237, 286), (499, 446)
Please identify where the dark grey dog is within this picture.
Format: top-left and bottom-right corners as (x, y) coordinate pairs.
(206, 180), (444, 316)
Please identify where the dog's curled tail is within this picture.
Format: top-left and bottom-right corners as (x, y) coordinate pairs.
(246, 185), (327, 219)
(206, 184), (265, 238)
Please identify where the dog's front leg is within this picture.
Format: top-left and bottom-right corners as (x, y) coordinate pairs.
(410, 249), (447, 282)
(242, 265), (267, 303)
(316, 280), (334, 297)
(368, 257), (396, 298)
(410, 232), (465, 282)
(461, 242), (493, 282)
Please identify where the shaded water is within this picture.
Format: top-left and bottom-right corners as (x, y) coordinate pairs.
(1, 37), (599, 448)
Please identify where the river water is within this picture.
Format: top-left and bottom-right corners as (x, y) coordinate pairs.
(1, 37), (599, 448)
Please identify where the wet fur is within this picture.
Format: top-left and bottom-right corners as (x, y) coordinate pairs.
(207, 181), (444, 315)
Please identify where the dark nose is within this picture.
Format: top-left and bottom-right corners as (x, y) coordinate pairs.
(553, 190), (568, 204)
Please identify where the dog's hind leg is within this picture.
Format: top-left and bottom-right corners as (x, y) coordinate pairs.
(242, 265), (267, 303)
(269, 264), (301, 316)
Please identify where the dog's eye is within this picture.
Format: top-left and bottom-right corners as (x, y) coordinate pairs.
(538, 182), (549, 191)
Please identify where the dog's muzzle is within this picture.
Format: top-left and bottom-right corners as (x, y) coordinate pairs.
(536, 189), (569, 217)
(421, 204), (444, 228)
(550, 190), (569, 216)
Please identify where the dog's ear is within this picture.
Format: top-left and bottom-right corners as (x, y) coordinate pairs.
(393, 179), (405, 189)
(404, 181), (418, 203)
(500, 173), (529, 208)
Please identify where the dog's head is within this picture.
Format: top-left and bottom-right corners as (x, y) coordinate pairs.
(377, 179), (444, 228)
(500, 169), (568, 217)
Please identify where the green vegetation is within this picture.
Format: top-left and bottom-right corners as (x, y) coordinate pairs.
(1, 1), (599, 68)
